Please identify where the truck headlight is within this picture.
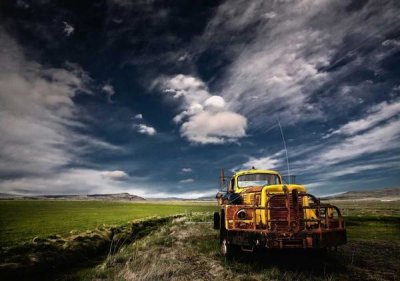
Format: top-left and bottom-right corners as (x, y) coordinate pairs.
(237, 209), (247, 220)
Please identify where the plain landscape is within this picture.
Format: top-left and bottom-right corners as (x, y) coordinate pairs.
(0, 188), (399, 281)
(1, 1), (399, 281)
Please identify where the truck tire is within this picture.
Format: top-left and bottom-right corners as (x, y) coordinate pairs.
(219, 211), (237, 258)
(219, 210), (226, 244)
(213, 212), (220, 230)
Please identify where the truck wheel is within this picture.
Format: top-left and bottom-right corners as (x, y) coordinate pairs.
(221, 238), (229, 256)
(213, 212), (220, 230)
(219, 211), (236, 258)
(221, 237), (237, 258)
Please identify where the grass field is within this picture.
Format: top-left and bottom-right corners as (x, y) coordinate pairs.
(0, 200), (217, 247)
(1, 199), (399, 281)
(330, 200), (400, 242)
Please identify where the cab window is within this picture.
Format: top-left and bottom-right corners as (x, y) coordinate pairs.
(237, 173), (280, 188)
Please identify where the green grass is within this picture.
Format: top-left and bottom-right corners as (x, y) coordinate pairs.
(331, 200), (400, 242)
(329, 199), (400, 216)
(345, 216), (400, 241)
(2, 200), (399, 281)
(0, 200), (217, 247)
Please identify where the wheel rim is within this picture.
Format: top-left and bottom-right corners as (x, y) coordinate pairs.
(221, 239), (228, 256)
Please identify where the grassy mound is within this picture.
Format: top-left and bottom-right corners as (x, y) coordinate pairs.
(0, 216), (176, 280)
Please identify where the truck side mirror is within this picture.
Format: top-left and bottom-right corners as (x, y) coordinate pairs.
(228, 178), (235, 193)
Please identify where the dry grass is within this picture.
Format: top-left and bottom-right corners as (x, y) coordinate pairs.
(68, 212), (399, 281)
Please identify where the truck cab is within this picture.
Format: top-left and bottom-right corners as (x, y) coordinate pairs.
(214, 169), (346, 256)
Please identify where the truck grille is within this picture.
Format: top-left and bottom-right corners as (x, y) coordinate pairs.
(268, 195), (304, 232)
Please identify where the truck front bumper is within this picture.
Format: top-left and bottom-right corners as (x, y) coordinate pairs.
(227, 229), (347, 249)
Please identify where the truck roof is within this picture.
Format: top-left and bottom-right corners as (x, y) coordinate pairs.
(234, 169), (280, 177)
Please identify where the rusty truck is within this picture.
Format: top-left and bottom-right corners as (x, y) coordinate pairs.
(214, 168), (346, 256)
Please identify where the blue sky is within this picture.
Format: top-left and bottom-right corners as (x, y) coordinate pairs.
(0, 0), (399, 198)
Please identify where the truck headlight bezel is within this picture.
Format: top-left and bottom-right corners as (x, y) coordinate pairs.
(237, 209), (247, 220)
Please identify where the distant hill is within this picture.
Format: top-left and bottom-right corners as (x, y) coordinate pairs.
(0, 193), (22, 198)
(196, 195), (215, 201)
(145, 196), (182, 201)
(325, 188), (400, 201)
(0, 192), (145, 201)
(88, 193), (145, 201)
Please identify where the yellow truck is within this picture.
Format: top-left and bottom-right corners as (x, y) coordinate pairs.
(214, 168), (346, 256)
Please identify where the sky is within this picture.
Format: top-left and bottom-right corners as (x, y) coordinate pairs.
(0, 0), (399, 198)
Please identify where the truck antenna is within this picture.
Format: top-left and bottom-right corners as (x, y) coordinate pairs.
(277, 118), (291, 184)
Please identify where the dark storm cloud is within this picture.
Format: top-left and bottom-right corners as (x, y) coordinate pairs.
(0, 0), (399, 197)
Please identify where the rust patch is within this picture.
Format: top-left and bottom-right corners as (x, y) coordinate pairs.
(226, 205), (254, 220)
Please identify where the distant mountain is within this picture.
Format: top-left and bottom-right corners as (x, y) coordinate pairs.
(324, 188), (400, 200)
(0, 192), (145, 201)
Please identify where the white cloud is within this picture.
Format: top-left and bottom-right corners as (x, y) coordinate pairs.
(198, 0), (400, 128)
(321, 163), (396, 179)
(135, 124), (156, 135)
(0, 30), (91, 177)
(180, 111), (247, 144)
(240, 156), (281, 171)
(173, 103), (203, 123)
(102, 83), (115, 102)
(0, 30), (125, 195)
(189, 0), (400, 190)
(63, 21), (74, 37)
(323, 100), (400, 138)
(101, 170), (129, 180)
(134, 113), (143, 119)
(204, 96), (225, 110)
(201, 0), (333, 126)
(284, 116), (400, 184)
(160, 74), (210, 104)
(317, 119), (400, 165)
(178, 53), (189, 62)
(0, 168), (145, 196)
(237, 150), (283, 171)
(179, 178), (194, 184)
(182, 167), (192, 172)
(262, 12), (277, 19)
(237, 107), (400, 183)
(157, 74), (247, 144)
(382, 39), (400, 47)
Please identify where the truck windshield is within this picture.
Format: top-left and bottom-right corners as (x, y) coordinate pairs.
(237, 174), (281, 188)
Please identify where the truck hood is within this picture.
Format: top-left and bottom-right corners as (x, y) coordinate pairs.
(240, 184), (307, 194)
